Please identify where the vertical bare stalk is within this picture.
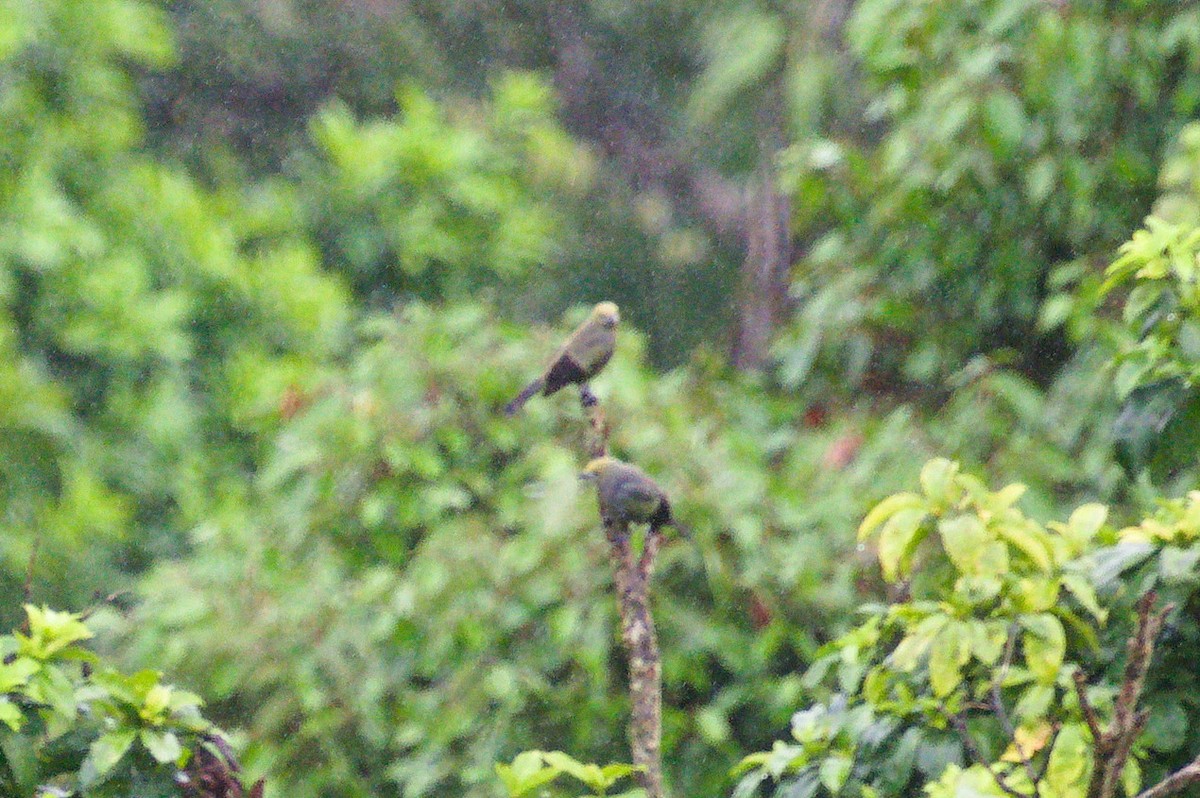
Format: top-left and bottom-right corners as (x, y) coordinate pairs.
(582, 388), (666, 798)
(604, 518), (665, 798)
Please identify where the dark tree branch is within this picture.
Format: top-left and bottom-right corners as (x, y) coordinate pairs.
(1084, 591), (1174, 798)
(1136, 756), (1200, 798)
(992, 622), (1040, 787)
(945, 709), (1034, 798)
(604, 517), (665, 798)
(1073, 669), (1104, 745)
(580, 389), (665, 798)
(581, 386), (607, 460)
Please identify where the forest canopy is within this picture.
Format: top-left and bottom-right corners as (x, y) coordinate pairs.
(4, 1), (1200, 797)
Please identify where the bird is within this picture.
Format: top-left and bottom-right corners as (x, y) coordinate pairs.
(504, 301), (619, 415)
(579, 456), (686, 538)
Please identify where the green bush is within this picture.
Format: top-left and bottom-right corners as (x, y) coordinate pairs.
(0, 606), (239, 797)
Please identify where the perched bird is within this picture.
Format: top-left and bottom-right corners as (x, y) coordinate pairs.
(579, 456), (685, 537)
(504, 301), (619, 415)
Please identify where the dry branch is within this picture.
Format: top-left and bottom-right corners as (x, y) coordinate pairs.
(1082, 591), (1173, 798)
(581, 388), (666, 798)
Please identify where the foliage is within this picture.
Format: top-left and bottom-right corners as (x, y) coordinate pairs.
(1097, 123), (1200, 479)
(495, 750), (643, 798)
(117, 299), (1132, 798)
(0, 606), (232, 797)
(9, 2), (1200, 798)
(735, 447), (1200, 798)
(774, 0), (1200, 391)
(736, 458), (1110, 798)
(293, 72), (582, 302)
(0, 0), (351, 617)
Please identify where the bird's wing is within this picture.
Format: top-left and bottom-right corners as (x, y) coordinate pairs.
(613, 480), (662, 520)
(564, 323), (615, 375)
(542, 352), (587, 395)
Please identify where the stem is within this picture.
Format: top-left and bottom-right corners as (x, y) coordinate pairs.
(605, 520), (665, 798)
(581, 390), (666, 797)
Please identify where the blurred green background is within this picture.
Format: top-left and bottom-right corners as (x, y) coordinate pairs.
(3, 0), (1200, 795)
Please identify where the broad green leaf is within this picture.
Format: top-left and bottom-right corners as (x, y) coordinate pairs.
(818, 753), (852, 793)
(938, 515), (987, 574)
(859, 492), (926, 541)
(929, 624), (971, 697)
(689, 9), (785, 124)
(919, 459), (959, 504)
(81, 729), (137, 786)
(0, 698), (21, 731)
(1066, 504), (1108, 546)
(1021, 614), (1066, 684)
(982, 89), (1027, 152)
(495, 751), (559, 797)
(890, 615), (949, 671)
(1046, 724), (1089, 798)
(543, 751), (605, 790)
(1122, 758), (1141, 797)
(1159, 546), (1200, 584)
(878, 507), (929, 581)
(1144, 699), (1189, 752)
(1061, 573), (1106, 621)
(998, 522), (1053, 571)
(0, 657), (37, 692)
(1087, 542), (1155, 589)
(600, 763), (640, 782)
(140, 729), (183, 764)
(1014, 577), (1060, 613)
(965, 620), (1006, 665)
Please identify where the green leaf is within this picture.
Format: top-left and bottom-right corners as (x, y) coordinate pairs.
(0, 657), (37, 692)
(919, 459), (959, 504)
(1061, 573), (1106, 621)
(1122, 758), (1141, 797)
(929, 624), (971, 697)
(859, 492), (926, 541)
(689, 9), (785, 124)
(818, 753), (852, 793)
(878, 507), (929, 581)
(0, 698), (22, 731)
(1114, 379), (1196, 476)
(1067, 504), (1108, 545)
(140, 729), (183, 764)
(1046, 724), (1089, 797)
(891, 615), (949, 672)
(1159, 545), (1200, 584)
(543, 751), (606, 790)
(1014, 683), (1054, 723)
(495, 751), (560, 797)
(964, 620), (1006, 665)
(938, 515), (987, 574)
(1087, 542), (1155, 589)
(600, 763), (640, 783)
(1144, 699), (1189, 752)
(998, 521), (1053, 571)
(81, 729), (137, 786)
(982, 90), (1027, 153)
(1021, 614), (1066, 684)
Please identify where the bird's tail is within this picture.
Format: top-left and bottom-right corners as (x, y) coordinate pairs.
(503, 377), (544, 416)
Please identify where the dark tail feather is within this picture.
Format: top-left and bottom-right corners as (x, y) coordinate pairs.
(503, 377), (544, 416)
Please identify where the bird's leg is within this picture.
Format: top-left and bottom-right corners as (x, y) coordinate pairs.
(581, 384), (607, 459)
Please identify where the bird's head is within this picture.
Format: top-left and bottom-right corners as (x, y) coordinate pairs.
(592, 301), (620, 330)
(579, 456), (616, 482)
